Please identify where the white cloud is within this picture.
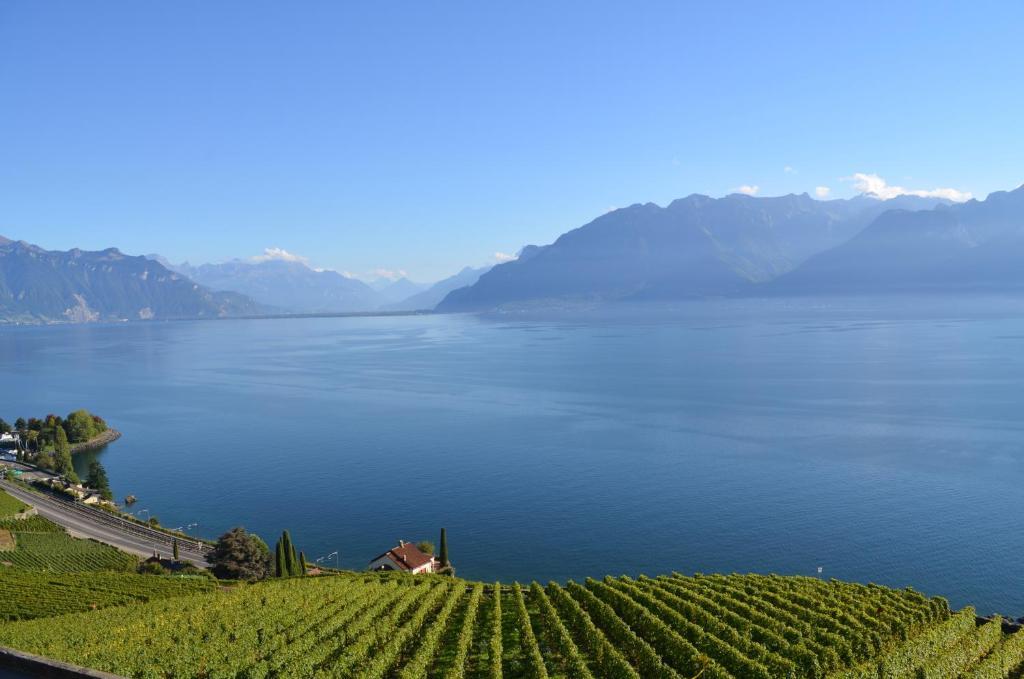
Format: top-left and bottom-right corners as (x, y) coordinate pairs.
(815, 186), (832, 198)
(494, 251), (517, 263)
(734, 184), (760, 196)
(784, 165), (796, 174)
(846, 173), (972, 202)
(372, 268), (408, 281)
(251, 247), (309, 264)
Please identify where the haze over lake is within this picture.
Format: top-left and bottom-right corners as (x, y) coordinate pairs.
(3, 297), (1023, 612)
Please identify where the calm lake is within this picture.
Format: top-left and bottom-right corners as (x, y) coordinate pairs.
(2, 297), (1023, 613)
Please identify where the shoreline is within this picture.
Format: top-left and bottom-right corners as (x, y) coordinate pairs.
(70, 429), (121, 454)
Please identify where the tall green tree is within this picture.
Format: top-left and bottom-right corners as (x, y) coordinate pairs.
(53, 426), (78, 483)
(299, 551), (308, 576)
(439, 527), (449, 569)
(86, 461), (113, 500)
(281, 530), (298, 576)
(0, 418), (10, 433)
(14, 417), (26, 432)
(274, 536), (287, 578)
(172, 539), (180, 562)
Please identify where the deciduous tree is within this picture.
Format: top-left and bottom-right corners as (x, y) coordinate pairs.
(209, 527), (270, 581)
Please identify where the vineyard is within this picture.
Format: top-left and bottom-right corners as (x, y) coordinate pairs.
(0, 514), (138, 573)
(2, 570), (1021, 678)
(0, 569), (217, 621)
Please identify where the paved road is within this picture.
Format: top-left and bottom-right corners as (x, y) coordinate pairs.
(0, 480), (210, 567)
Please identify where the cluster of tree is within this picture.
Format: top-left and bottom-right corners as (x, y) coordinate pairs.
(1, 410), (108, 469)
(1, 410), (111, 484)
(274, 530), (307, 577)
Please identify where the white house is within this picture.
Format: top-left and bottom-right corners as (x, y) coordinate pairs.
(367, 540), (438, 574)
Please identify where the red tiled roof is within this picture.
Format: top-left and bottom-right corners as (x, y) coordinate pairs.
(371, 542), (434, 571)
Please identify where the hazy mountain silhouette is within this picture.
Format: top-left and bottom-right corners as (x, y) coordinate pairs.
(0, 239), (264, 322)
(166, 258), (385, 313)
(770, 185), (1024, 293)
(438, 193), (946, 311)
(385, 266), (491, 310)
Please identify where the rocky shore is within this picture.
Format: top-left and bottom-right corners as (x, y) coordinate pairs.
(69, 429), (122, 454)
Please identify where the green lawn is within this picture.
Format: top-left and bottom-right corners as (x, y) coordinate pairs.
(0, 488), (29, 518)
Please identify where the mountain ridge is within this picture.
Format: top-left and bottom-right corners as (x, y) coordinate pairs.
(437, 192), (949, 311)
(0, 239), (266, 323)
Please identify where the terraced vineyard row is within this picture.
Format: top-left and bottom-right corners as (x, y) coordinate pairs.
(0, 570), (217, 621)
(0, 515), (138, 573)
(5, 570), (1016, 678)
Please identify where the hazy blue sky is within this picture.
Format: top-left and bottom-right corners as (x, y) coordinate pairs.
(2, 2), (1023, 281)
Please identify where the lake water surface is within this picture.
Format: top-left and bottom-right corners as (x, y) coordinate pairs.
(2, 297), (1023, 612)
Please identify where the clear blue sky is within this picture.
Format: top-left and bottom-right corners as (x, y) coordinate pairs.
(2, 2), (1022, 281)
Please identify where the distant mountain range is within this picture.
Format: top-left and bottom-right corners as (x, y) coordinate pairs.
(162, 258), (384, 314)
(0, 238), (265, 323)
(152, 257), (447, 313)
(438, 192), (949, 311)
(768, 185), (1024, 293)
(382, 266), (491, 311)
(7, 185), (1024, 323)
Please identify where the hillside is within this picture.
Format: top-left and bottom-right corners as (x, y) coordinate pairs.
(437, 194), (945, 312)
(2, 568), (1022, 678)
(0, 239), (265, 323)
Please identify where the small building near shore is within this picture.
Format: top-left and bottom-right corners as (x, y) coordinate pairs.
(367, 540), (438, 574)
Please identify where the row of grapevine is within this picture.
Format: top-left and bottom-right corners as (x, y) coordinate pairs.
(918, 619), (1002, 678)
(545, 581), (638, 679)
(488, 581), (502, 679)
(511, 582), (548, 679)
(968, 627), (1024, 679)
(529, 582), (594, 679)
(646, 576), (826, 676)
(1, 571), (1015, 679)
(0, 570), (215, 620)
(830, 608), (978, 679)
(2, 532), (137, 572)
(443, 582), (483, 679)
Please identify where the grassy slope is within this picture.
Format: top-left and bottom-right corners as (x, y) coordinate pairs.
(0, 489), (27, 519)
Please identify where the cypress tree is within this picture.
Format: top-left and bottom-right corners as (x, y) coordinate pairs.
(282, 530), (296, 576)
(299, 551), (308, 576)
(172, 539), (180, 562)
(290, 543), (300, 576)
(275, 536), (287, 577)
(439, 527), (449, 568)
